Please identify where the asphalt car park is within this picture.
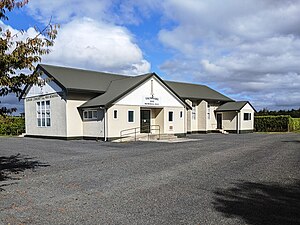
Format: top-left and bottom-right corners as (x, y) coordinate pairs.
(1, 133), (299, 225)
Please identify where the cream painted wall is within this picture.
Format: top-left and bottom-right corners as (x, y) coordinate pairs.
(240, 103), (255, 130)
(25, 94), (67, 136)
(66, 100), (85, 137)
(198, 100), (207, 131)
(163, 107), (185, 134)
(191, 103), (198, 131)
(82, 109), (105, 137)
(116, 76), (184, 108)
(222, 112), (237, 130)
(185, 99), (192, 132)
(207, 105), (219, 130)
(107, 105), (140, 138)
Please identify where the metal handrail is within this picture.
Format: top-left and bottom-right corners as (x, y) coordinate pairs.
(120, 125), (160, 142)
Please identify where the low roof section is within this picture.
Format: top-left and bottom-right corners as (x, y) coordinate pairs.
(166, 81), (233, 102)
(215, 101), (256, 112)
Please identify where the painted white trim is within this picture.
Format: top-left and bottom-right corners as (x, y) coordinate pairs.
(127, 110), (135, 123)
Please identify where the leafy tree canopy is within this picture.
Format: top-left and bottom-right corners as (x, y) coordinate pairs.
(0, 0), (58, 115)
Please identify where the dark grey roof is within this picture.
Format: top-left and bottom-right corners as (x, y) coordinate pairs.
(38, 64), (127, 93)
(80, 74), (152, 108)
(166, 81), (233, 102)
(215, 101), (250, 112)
(33, 64), (234, 107)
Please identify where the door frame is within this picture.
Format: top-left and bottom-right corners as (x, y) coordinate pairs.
(140, 109), (151, 133)
(216, 113), (222, 129)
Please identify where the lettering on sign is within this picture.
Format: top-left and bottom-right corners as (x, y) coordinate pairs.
(143, 96), (160, 106)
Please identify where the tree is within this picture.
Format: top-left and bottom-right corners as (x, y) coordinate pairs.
(0, 0), (58, 115)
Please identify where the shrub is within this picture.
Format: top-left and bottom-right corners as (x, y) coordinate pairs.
(254, 116), (291, 132)
(289, 118), (300, 131)
(0, 116), (25, 136)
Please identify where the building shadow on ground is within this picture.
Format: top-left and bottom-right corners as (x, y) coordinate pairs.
(0, 154), (49, 190)
(213, 180), (300, 225)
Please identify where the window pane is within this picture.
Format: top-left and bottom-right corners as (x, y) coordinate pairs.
(88, 111), (92, 118)
(42, 118), (45, 126)
(46, 100), (50, 109)
(46, 118), (51, 126)
(114, 110), (117, 119)
(169, 111), (173, 122)
(37, 118), (41, 127)
(128, 111), (134, 122)
(83, 111), (87, 118)
(92, 111), (97, 119)
(180, 111), (183, 118)
(41, 101), (45, 109)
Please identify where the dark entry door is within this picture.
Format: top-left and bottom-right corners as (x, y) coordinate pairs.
(140, 110), (151, 133)
(217, 113), (222, 129)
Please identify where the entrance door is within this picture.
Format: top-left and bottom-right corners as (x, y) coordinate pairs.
(217, 113), (222, 129)
(140, 110), (151, 133)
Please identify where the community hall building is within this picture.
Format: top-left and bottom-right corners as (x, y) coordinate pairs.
(22, 64), (255, 141)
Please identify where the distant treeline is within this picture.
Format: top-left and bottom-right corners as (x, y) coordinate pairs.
(255, 108), (300, 118)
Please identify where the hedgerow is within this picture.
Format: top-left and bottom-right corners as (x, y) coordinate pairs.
(0, 116), (25, 136)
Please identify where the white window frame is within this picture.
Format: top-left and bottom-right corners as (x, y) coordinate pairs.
(168, 111), (174, 122)
(128, 110), (135, 123)
(192, 105), (196, 120)
(244, 112), (251, 121)
(180, 111), (183, 118)
(36, 100), (51, 127)
(207, 105), (211, 120)
(113, 110), (118, 119)
(83, 109), (98, 120)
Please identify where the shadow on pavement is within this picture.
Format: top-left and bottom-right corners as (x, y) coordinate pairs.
(213, 180), (300, 225)
(0, 154), (49, 190)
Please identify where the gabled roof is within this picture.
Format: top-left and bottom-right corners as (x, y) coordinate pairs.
(24, 64), (234, 107)
(80, 73), (192, 109)
(80, 74), (152, 108)
(166, 81), (233, 102)
(38, 64), (127, 93)
(215, 101), (256, 112)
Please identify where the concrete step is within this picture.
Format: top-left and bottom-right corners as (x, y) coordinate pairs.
(114, 133), (178, 142)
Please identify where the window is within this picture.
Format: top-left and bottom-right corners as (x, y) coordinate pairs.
(192, 105), (196, 120)
(244, 113), (251, 121)
(113, 110), (118, 119)
(168, 111), (173, 122)
(83, 110), (98, 120)
(207, 106), (211, 120)
(180, 111), (183, 118)
(128, 110), (134, 122)
(36, 100), (51, 127)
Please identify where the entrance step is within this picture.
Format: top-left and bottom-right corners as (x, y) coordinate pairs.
(114, 133), (179, 142)
(216, 129), (229, 135)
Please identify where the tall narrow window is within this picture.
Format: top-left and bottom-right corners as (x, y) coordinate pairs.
(207, 106), (211, 120)
(168, 111), (173, 122)
(36, 100), (51, 127)
(114, 110), (118, 119)
(192, 105), (196, 120)
(128, 110), (134, 122)
(180, 111), (183, 118)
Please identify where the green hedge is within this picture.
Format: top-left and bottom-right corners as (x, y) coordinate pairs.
(254, 115), (291, 132)
(0, 116), (25, 136)
(290, 118), (300, 131)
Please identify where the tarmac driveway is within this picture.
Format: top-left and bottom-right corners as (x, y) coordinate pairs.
(0, 133), (299, 225)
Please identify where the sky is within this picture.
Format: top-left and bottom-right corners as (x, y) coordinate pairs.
(1, 0), (300, 113)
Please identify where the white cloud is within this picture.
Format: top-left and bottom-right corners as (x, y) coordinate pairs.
(156, 0), (300, 109)
(43, 18), (150, 74)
